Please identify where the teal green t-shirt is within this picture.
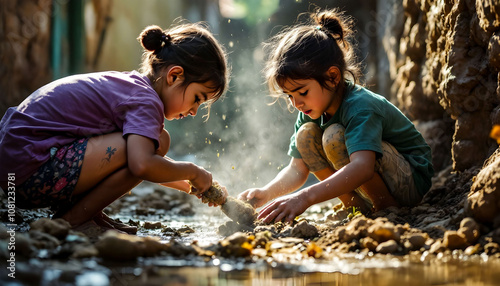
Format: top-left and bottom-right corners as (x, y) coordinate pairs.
(288, 83), (434, 196)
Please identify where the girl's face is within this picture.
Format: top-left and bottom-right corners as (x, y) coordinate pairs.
(281, 78), (339, 120)
(162, 82), (215, 121)
(159, 66), (216, 121)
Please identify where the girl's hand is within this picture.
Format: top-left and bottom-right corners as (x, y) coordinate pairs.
(257, 191), (310, 224)
(189, 165), (212, 195)
(238, 188), (270, 208)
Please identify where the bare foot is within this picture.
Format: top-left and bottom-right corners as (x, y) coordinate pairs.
(93, 212), (138, 234)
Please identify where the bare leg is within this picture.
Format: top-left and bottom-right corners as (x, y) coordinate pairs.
(61, 129), (170, 227)
(358, 172), (399, 211)
(62, 167), (141, 226)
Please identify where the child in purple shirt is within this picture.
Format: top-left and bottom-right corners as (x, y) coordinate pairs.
(0, 23), (229, 234)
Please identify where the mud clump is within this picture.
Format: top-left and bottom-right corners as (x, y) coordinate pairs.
(195, 182), (226, 205)
(191, 182), (257, 225)
(221, 196), (258, 226)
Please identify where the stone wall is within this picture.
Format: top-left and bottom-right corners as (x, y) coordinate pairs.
(0, 0), (52, 116)
(382, 0), (500, 172)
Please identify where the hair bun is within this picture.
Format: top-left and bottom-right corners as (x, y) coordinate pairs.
(138, 25), (166, 52)
(314, 9), (353, 44)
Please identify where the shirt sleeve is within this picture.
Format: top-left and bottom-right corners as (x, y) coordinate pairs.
(116, 95), (164, 149)
(344, 110), (384, 157)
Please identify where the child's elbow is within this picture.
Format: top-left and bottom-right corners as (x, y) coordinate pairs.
(128, 160), (149, 178)
(361, 167), (376, 182)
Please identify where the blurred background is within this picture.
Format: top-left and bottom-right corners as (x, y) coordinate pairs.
(0, 0), (449, 194)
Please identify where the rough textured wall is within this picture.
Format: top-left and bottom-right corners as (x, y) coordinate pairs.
(383, 0), (500, 172)
(0, 0), (52, 116)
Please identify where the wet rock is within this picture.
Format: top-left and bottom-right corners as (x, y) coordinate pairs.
(29, 230), (60, 250)
(443, 230), (468, 250)
(71, 244), (99, 258)
(291, 221), (319, 238)
(484, 242), (500, 255)
(464, 244), (481, 255)
(252, 231), (272, 248)
(177, 225), (195, 234)
(429, 239), (445, 254)
(95, 230), (167, 260)
(254, 224), (278, 236)
(367, 220), (400, 243)
(164, 239), (200, 257)
(458, 217), (480, 244)
(143, 221), (162, 229)
(406, 233), (429, 250)
(360, 237), (378, 251)
(376, 239), (399, 254)
(162, 226), (180, 237)
(218, 232), (253, 257)
(30, 218), (70, 239)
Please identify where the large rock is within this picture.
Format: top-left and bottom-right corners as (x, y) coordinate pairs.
(466, 149), (500, 223)
(382, 0), (500, 172)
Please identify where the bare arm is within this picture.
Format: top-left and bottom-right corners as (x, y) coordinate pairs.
(302, 150), (376, 205)
(159, 181), (191, 193)
(259, 150), (376, 223)
(238, 157), (309, 207)
(127, 134), (212, 193)
(262, 157), (310, 199)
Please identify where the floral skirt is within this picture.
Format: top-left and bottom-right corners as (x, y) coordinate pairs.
(17, 138), (88, 210)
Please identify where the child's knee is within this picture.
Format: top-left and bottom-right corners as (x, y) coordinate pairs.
(296, 123), (330, 172)
(156, 129), (170, 156)
(296, 122), (322, 150)
(322, 124), (350, 169)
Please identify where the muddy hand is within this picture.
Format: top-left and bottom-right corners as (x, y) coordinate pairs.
(258, 192), (308, 224)
(238, 188), (270, 208)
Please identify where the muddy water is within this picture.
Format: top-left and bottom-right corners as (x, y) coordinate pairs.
(101, 186), (500, 286)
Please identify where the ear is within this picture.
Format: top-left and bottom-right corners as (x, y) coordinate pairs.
(325, 66), (341, 86)
(166, 66), (184, 86)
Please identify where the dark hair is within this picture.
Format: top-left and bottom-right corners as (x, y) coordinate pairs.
(138, 22), (229, 117)
(264, 8), (361, 103)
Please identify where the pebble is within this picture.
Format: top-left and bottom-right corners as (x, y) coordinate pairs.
(30, 218), (71, 239)
(291, 221), (318, 238)
(376, 239), (399, 254)
(443, 230), (468, 250)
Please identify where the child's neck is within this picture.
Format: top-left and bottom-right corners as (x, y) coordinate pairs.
(324, 82), (346, 118)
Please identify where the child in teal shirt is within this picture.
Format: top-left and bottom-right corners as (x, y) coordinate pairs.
(239, 9), (434, 223)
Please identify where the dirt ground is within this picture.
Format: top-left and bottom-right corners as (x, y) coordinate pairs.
(1, 151), (500, 285)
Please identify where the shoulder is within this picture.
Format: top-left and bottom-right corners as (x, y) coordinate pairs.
(341, 83), (390, 116)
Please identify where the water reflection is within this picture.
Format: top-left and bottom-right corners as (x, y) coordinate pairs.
(108, 256), (500, 286)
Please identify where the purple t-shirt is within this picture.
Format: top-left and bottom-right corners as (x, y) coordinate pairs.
(0, 71), (164, 186)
